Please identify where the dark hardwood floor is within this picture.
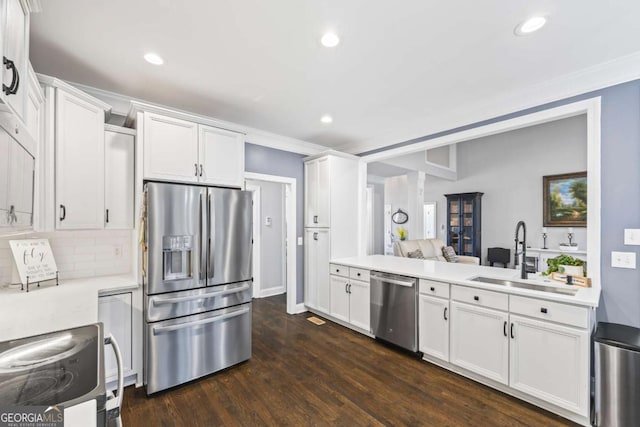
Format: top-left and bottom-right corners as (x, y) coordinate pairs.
(122, 294), (576, 426)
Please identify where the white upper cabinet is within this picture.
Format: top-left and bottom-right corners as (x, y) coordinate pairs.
(55, 89), (106, 229)
(105, 128), (135, 229)
(141, 111), (244, 187)
(143, 112), (198, 183)
(1, 0), (29, 122)
(305, 156), (331, 227)
(198, 124), (244, 187)
(24, 63), (43, 144)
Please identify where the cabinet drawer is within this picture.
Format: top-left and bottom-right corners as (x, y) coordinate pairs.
(419, 279), (450, 299)
(349, 268), (370, 282)
(510, 295), (589, 329)
(330, 263), (348, 278)
(451, 285), (508, 311)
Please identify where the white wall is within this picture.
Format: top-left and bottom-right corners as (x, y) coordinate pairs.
(247, 180), (285, 293)
(368, 181), (385, 255)
(424, 115), (587, 265)
(0, 230), (133, 285)
(384, 175), (409, 242)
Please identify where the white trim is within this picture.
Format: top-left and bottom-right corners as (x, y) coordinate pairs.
(257, 287), (286, 299)
(292, 303), (307, 314)
(104, 124), (136, 136)
(36, 74), (112, 113)
(341, 51), (640, 155)
(244, 172), (299, 314)
(246, 183), (262, 298)
(363, 97), (602, 291)
(67, 80), (328, 156)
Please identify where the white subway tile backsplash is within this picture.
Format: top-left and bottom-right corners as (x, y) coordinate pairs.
(0, 230), (134, 285)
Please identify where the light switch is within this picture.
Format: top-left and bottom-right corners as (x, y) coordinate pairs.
(611, 251), (636, 269)
(297, 237), (303, 246)
(624, 229), (640, 245)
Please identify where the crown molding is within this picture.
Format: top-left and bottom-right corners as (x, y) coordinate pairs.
(70, 81), (329, 156)
(37, 74), (112, 113)
(340, 50), (640, 155)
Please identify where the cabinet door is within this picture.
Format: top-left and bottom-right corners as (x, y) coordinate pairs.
(7, 141), (33, 227)
(304, 160), (318, 227)
(98, 293), (133, 384)
(315, 156), (330, 227)
(198, 125), (244, 187)
(55, 90), (105, 229)
(316, 229), (331, 313)
(143, 112), (198, 182)
(24, 64), (42, 143)
(2, 0), (28, 120)
(450, 301), (509, 385)
(349, 279), (370, 331)
(304, 229), (318, 308)
(419, 295), (449, 361)
(104, 130), (134, 229)
(329, 275), (350, 322)
(509, 314), (589, 416)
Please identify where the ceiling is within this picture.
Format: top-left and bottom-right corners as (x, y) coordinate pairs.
(30, 1), (640, 153)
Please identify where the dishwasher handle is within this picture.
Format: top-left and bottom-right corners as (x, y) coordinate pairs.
(371, 273), (416, 288)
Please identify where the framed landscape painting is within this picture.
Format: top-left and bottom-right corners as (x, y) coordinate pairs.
(543, 172), (587, 227)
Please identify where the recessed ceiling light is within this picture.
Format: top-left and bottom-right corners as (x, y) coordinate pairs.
(144, 52), (164, 65)
(321, 115), (333, 124)
(320, 33), (340, 47)
(514, 16), (547, 36)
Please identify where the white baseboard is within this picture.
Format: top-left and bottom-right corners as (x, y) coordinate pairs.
(256, 287), (286, 298)
(290, 303), (307, 314)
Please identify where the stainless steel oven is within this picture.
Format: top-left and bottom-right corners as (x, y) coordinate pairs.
(370, 271), (418, 352)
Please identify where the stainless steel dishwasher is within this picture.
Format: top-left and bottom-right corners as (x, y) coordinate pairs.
(370, 271), (418, 352)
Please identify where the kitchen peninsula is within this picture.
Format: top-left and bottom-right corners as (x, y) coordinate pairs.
(330, 255), (599, 426)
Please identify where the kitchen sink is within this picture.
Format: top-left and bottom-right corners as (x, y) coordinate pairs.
(469, 276), (578, 296)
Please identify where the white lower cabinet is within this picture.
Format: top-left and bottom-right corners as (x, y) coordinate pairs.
(329, 270), (370, 332)
(304, 229), (330, 312)
(418, 294), (449, 361)
(98, 292), (133, 385)
(509, 314), (589, 415)
(348, 279), (370, 331)
(450, 301), (509, 385)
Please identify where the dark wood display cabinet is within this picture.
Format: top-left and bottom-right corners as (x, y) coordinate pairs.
(445, 192), (483, 259)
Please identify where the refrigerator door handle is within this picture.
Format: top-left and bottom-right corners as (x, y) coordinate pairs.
(208, 192), (214, 279)
(152, 307), (250, 334)
(151, 283), (251, 305)
(199, 191), (207, 285)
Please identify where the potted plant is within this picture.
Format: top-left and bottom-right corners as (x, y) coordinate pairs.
(543, 254), (586, 277)
(397, 227), (407, 241)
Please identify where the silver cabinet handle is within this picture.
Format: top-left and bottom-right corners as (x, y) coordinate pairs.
(313, 232), (318, 241)
(444, 307), (448, 320)
(348, 284), (352, 294)
(345, 283), (348, 294)
(105, 209), (109, 223)
(371, 276), (415, 287)
(151, 283), (251, 305)
(313, 215), (318, 223)
(199, 164), (203, 177)
(152, 307), (250, 334)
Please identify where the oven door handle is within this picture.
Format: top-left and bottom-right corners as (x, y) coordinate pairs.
(152, 307), (250, 334)
(372, 277), (415, 287)
(151, 283), (250, 305)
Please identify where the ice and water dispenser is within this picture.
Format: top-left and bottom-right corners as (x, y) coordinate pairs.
(162, 235), (193, 280)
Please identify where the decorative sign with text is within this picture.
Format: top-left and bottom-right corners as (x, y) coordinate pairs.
(9, 239), (58, 285)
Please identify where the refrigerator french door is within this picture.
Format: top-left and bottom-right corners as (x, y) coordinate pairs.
(144, 182), (252, 394)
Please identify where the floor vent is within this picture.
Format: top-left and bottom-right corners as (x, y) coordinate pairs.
(307, 316), (326, 326)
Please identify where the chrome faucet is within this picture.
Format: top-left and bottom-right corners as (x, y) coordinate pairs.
(514, 221), (528, 280)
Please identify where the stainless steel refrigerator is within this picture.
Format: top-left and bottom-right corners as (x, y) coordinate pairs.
(143, 182), (252, 394)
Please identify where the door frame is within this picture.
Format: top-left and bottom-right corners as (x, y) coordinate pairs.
(245, 172), (299, 314)
(246, 183), (262, 298)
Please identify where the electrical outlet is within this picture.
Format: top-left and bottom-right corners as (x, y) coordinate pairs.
(611, 251), (636, 269)
(624, 229), (640, 245)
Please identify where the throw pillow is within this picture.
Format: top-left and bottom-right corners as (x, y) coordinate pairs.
(407, 249), (425, 259)
(442, 246), (459, 263)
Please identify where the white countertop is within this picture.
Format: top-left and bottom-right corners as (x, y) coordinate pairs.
(331, 255), (600, 307)
(0, 274), (139, 341)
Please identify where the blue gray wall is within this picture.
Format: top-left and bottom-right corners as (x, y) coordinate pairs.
(245, 143), (305, 304)
(362, 80), (640, 328)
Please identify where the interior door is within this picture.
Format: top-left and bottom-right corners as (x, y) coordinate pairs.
(207, 188), (252, 286)
(104, 130), (134, 229)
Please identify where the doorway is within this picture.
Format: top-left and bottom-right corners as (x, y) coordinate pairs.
(245, 172), (297, 314)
